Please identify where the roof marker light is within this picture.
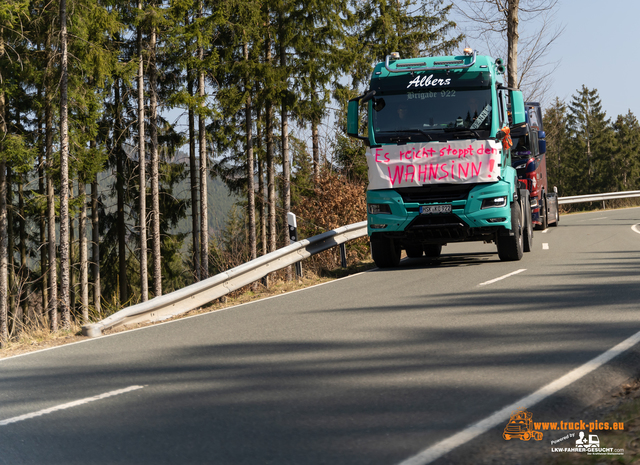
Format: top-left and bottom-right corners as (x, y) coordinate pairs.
(390, 52), (400, 60)
(463, 47), (473, 56)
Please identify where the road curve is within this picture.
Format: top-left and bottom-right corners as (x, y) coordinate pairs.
(1, 208), (640, 465)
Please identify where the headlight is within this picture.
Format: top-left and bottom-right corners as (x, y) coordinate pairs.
(481, 196), (507, 209)
(514, 163), (527, 170)
(368, 204), (391, 214)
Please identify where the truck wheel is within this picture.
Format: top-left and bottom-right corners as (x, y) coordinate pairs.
(424, 244), (442, 258)
(550, 197), (560, 227)
(521, 191), (533, 253)
(370, 237), (401, 268)
(405, 245), (423, 258)
(497, 200), (524, 261)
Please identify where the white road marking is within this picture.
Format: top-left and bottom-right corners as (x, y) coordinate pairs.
(542, 243), (549, 250)
(397, 329), (640, 465)
(0, 385), (145, 426)
(590, 217), (607, 220)
(478, 269), (526, 286)
(541, 229), (549, 234)
(632, 224), (640, 235)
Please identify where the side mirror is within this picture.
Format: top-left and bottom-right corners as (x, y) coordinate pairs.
(537, 130), (546, 155)
(347, 91), (375, 142)
(347, 100), (360, 138)
(538, 139), (546, 155)
(509, 90), (526, 125)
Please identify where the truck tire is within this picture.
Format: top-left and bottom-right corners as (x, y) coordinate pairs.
(549, 197), (560, 227)
(424, 244), (442, 258)
(522, 194), (533, 253)
(370, 237), (401, 268)
(541, 194), (548, 230)
(405, 245), (423, 258)
(497, 200), (524, 261)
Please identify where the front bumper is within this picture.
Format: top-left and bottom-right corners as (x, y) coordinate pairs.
(367, 182), (512, 242)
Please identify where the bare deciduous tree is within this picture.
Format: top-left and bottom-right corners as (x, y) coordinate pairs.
(454, 0), (563, 102)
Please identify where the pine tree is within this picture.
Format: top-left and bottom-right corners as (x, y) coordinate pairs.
(568, 86), (613, 195)
(543, 97), (571, 195)
(612, 111), (640, 192)
(0, 0), (33, 344)
(350, 0), (462, 88)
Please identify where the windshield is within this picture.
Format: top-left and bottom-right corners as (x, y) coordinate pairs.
(511, 128), (538, 159)
(372, 88), (493, 143)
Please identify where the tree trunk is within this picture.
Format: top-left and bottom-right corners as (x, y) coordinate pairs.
(39, 113), (47, 321)
(138, 11), (148, 301)
(0, 158), (7, 346)
(150, 24), (162, 297)
(91, 178), (100, 317)
(265, 32), (276, 254)
(279, 20), (291, 279)
(257, 107), (267, 257)
(188, 65), (200, 281)
(0, 48), (7, 344)
(115, 81), (127, 304)
(244, 43), (256, 262)
(59, 0), (71, 329)
(45, 34), (57, 331)
(7, 168), (14, 320)
(198, 0), (208, 280)
(79, 179), (88, 322)
(19, 178), (28, 328)
(507, 0), (520, 89)
(69, 185), (75, 315)
(312, 94), (320, 184)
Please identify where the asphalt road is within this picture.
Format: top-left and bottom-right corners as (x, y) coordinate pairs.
(1, 208), (640, 465)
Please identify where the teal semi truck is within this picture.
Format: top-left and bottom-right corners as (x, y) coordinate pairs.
(347, 49), (533, 267)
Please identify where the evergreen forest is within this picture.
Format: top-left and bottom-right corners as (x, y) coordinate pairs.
(0, 0), (463, 343)
(544, 87), (640, 199)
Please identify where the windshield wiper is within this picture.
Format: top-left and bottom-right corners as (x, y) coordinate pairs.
(442, 127), (481, 139)
(379, 129), (434, 142)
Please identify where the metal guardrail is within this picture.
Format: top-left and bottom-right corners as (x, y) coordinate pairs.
(558, 190), (640, 205)
(82, 221), (368, 337)
(82, 190), (640, 338)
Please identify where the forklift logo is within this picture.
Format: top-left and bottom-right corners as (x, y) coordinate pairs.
(503, 409), (544, 441)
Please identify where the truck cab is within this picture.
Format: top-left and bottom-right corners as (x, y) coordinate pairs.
(511, 102), (560, 229)
(347, 49), (533, 267)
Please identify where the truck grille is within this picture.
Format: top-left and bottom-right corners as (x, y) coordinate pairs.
(406, 214), (468, 240)
(395, 184), (474, 204)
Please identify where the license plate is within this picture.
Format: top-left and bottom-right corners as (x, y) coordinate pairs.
(420, 205), (452, 214)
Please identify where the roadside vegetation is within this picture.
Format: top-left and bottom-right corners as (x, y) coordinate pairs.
(550, 379), (640, 465)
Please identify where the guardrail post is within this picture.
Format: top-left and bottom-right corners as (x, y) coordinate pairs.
(288, 212), (303, 278)
(340, 243), (347, 268)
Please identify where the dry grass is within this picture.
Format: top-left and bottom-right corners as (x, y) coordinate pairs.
(0, 324), (86, 359)
(549, 379), (640, 465)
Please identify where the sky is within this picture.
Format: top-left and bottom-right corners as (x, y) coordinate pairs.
(453, 0), (640, 120)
